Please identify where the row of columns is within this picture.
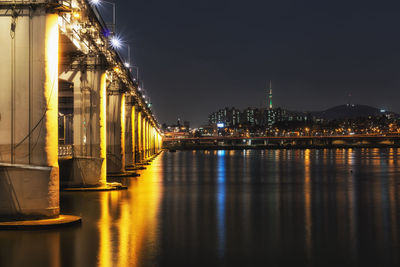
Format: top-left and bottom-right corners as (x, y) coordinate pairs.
(0, 8), (163, 220)
(61, 72), (163, 185)
(107, 93), (163, 175)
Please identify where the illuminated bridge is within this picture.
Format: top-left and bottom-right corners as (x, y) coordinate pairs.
(0, 0), (162, 221)
(164, 134), (400, 149)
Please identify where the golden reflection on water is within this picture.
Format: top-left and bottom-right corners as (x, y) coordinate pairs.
(389, 166), (399, 263)
(97, 159), (162, 267)
(347, 148), (353, 166)
(4, 149), (400, 266)
(304, 149), (312, 260)
(98, 192), (112, 267)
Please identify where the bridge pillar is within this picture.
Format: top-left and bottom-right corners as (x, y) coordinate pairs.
(136, 111), (143, 163)
(153, 128), (156, 153)
(143, 115), (147, 160)
(0, 10), (60, 219)
(157, 130), (161, 153)
(155, 131), (159, 152)
(154, 128), (159, 154)
(149, 125), (152, 156)
(124, 97), (135, 167)
(106, 90), (125, 173)
(155, 132), (159, 152)
(142, 117), (146, 160)
(151, 126), (155, 155)
(145, 118), (149, 159)
(58, 54), (107, 188)
(131, 105), (137, 164)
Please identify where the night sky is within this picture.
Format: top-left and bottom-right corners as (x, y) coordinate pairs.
(105, 0), (400, 126)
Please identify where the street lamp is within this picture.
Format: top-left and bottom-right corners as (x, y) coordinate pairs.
(123, 45), (139, 81)
(90, 0), (116, 34)
(132, 65), (139, 81)
(124, 44), (131, 68)
(110, 35), (122, 49)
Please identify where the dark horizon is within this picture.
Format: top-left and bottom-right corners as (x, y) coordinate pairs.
(111, 0), (400, 127)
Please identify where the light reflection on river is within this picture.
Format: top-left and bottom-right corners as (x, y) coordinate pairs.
(1, 148), (400, 266)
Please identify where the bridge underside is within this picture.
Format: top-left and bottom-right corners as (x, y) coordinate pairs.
(0, 1), (163, 220)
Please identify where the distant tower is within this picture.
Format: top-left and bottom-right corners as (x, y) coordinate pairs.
(347, 92), (352, 107)
(268, 80), (273, 109)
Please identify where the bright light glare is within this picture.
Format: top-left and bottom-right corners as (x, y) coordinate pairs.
(124, 62), (130, 68)
(110, 36), (122, 49)
(90, 0), (100, 5)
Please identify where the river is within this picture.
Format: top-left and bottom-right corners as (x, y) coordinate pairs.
(1, 148), (399, 266)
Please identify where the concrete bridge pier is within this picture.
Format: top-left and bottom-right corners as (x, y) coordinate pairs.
(150, 126), (155, 155)
(58, 56), (107, 188)
(136, 111), (144, 163)
(134, 108), (140, 163)
(141, 112), (148, 161)
(0, 10), (59, 219)
(0, 8), (79, 224)
(106, 86), (125, 174)
(144, 118), (149, 159)
(124, 97), (135, 168)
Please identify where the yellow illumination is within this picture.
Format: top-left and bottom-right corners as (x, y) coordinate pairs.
(142, 118), (145, 159)
(117, 158), (162, 266)
(118, 197), (130, 267)
(98, 193), (112, 267)
(99, 73), (107, 185)
(145, 120), (148, 158)
(131, 106), (136, 163)
(72, 12), (81, 19)
(143, 118), (147, 159)
(304, 149), (312, 259)
(45, 14), (59, 168)
(137, 112), (142, 160)
(113, 66), (121, 73)
(120, 94), (126, 170)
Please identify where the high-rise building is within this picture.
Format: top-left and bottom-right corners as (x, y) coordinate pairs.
(208, 107), (241, 127)
(268, 80), (273, 109)
(241, 107), (256, 126)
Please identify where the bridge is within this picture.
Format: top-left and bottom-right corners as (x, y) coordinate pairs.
(0, 0), (162, 222)
(164, 134), (400, 149)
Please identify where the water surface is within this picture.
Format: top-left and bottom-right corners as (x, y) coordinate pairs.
(1, 148), (400, 266)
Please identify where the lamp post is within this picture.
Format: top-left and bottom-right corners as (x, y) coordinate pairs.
(90, 0), (116, 34)
(132, 65), (139, 82)
(123, 45), (139, 81)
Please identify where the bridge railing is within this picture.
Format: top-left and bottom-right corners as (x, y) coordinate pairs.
(0, 0), (49, 3)
(59, 144), (73, 158)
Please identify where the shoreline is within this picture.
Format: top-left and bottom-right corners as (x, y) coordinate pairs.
(164, 144), (400, 150)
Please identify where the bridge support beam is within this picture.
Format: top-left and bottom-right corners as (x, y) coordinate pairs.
(0, 11), (60, 219)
